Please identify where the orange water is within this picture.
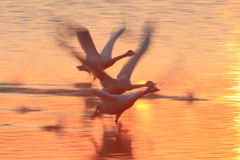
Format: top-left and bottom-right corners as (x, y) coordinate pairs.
(1, 0), (240, 159)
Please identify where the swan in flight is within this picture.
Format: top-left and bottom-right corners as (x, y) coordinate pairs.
(57, 22), (156, 94)
(72, 23), (135, 73)
(88, 85), (159, 123)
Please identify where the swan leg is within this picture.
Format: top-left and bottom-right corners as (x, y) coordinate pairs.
(91, 76), (97, 83)
(91, 105), (99, 120)
(115, 111), (124, 124)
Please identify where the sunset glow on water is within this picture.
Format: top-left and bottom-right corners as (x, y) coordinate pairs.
(1, 0), (240, 159)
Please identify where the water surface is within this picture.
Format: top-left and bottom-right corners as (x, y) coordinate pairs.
(1, 0), (240, 159)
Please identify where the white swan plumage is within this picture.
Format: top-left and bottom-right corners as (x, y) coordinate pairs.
(88, 85), (159, 123)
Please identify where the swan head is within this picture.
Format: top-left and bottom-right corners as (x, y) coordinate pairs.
(125, 50), (135, 56)
(145, 81), (156, 87)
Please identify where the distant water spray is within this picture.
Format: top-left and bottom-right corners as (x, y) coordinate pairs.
(157, 53), (195, 93)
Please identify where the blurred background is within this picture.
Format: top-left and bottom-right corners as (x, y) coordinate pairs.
(1, 0), (240, 159)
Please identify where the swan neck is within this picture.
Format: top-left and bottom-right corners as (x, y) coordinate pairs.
(111, 53), (128, 63)
(130, 89), (149, 103)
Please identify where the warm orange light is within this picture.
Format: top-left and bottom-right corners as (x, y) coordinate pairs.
(185, 80), (194, 90)
(135, 80), (147, 85)
(134, 101), (150, 109)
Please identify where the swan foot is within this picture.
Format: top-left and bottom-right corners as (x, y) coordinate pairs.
(91, 105), (100, 120)
(115, 119), (119, 124)
(115, 111), (124, 124)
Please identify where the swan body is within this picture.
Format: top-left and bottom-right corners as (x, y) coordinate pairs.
(89, 85), (159, 123)
(74, 24), (135, 72)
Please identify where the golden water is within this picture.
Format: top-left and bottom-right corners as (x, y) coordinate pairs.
(1, 0), (240, 159)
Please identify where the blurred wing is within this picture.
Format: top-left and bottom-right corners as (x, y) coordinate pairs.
(117, 24), (152, 79)
(75, 26), (100, 59)
(100, 22), (126, 58)
(74, 54), (114, 83)
(56, 36), (114, 83)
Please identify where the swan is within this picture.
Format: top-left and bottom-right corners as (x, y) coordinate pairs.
(56, 21), (156, 95)
(88, 85), (159, 123)
(73, 23), (135, 73)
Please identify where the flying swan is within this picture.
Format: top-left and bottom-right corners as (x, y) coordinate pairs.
(72, 23), (135, 73)
(88, 85), (159, 123)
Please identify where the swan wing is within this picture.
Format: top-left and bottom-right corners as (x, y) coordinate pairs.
(100, 22), (126, 58)
(117, 24), (152, 79)
(75, 26), (100, 59)
(56, 36), (114, 83)
(74, 54), (114, 83)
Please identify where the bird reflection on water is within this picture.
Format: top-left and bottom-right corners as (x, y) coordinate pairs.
(90, 122), (132, 160)
(41, 117), (64, 136)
